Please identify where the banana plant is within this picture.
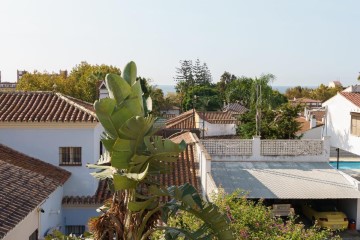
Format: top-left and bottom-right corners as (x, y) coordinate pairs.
(87, 61), (234, 240)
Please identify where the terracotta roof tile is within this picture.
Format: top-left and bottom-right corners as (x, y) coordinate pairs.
(199, 111), (238, 124)
(166, 109), (238, 129)
(62, 179), (112, 206)
(166, 110), (195, 129)
(340, 92), (360, 108)
(0, 144), (71, 238)
(222, 102), (248, 114)
(0, 91), (97, 123)
(295, 117), (324, 134)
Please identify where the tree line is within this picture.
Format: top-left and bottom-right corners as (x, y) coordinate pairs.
(16, 59), (344, 139)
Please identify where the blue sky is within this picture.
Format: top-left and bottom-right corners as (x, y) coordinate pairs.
(1, 0), (359, 86)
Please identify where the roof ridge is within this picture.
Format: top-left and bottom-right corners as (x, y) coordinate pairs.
(55, 92), (97, 118)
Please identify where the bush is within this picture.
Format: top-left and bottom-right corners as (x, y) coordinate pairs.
(156, 190), (341, 240)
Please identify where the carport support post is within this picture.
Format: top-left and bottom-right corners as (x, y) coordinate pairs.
(336, 148), (339, 169)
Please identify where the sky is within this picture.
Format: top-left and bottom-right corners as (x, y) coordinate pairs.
(0, 0), (359, 86)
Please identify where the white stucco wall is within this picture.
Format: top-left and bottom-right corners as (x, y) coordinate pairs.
(323, 94), (360, 155)
(39, 186), (64, 238)
(0, 123), (102, 196)
(200, 121), (236, 137)
(3, 208), (39, 240)
(63, 207), (100, 232)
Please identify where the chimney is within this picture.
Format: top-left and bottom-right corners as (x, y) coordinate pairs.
(310, 115), (317, 129)
(304, 107), (309, 120)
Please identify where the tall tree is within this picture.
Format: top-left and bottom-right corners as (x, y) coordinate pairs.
(217, 71), (237, 101)
(174, 59), (212, 94)
(182, 85), (222, 111)
(17, 62), (121, 103)
(285, 86), (312, 99)
(237, 103), (302, 139)
(174, 60), (193, 93)
(67, 62), (121, 102)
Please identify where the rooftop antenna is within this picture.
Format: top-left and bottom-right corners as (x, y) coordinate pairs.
(255, 83), (262, 136)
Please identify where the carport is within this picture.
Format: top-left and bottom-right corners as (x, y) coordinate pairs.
(211, 161), (360, 229)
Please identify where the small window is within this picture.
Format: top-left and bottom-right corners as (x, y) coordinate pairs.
(351, 113), (360, 136)
(65, 225), (85, 236)
(59, 147), (82, 166)
(29, 229), (38, 240)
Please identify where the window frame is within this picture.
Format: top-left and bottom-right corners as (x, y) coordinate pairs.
(350, 112), (360, 136)
(59, 147), (82, 166)
(65, 225), (85, 236)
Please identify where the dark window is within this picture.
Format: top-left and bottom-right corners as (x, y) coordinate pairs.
(29, 229), (38, 240)
(59, 147), (82, 166)
(65, 225), (85, 236)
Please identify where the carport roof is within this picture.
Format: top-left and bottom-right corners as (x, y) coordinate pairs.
(211, 162), (360, 199)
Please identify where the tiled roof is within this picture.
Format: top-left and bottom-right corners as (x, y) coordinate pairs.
(166, 109), (238, 129)
(0, 144), (71, 238)
(169, 131), (197, 144)
(0, 91), (97, 122)
(157, 132), (200, 200)
(222, 102), (248, 114)
(199, 111), (238, 124)
(166, 110), (195, 129)
(63, 132), (201, 205)
(310, 110), (326, 121)
(295, 117), (323, 134)
(340, 92), (360, 108)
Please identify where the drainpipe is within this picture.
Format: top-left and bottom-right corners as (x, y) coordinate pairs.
(336, 148), (340, 169)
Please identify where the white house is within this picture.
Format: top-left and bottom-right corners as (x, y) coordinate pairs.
(166, 103), (247, 138)
(323, 87), (360, 155)
(192, 135), (360, 229)
(0, 144), (71, 240)
(0, 91), (105, 237)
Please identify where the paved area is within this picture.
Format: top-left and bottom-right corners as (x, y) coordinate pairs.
(339, 230), (360, 240)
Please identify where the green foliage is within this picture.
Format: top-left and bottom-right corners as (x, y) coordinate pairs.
(17, 62), (121, 103)
(182, 85), (222, 111)
(220, 74), (287, 110)
(174, 59), (212, 95)
(161, 190), (340, 240)
(45, 230), (92, 240)
(285, 86), (312, 99)
(309, 84), (342, 102)
(88, 61), (234, 240)
(285, 84), (342, 102)
(216, 71), (237, 101)
(237, 103), (302, 139)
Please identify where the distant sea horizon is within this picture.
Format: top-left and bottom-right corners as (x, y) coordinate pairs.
(158, 85), (318, 95)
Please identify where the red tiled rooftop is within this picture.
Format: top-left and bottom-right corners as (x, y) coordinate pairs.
(166, 109), (238, 129)
(0, 144), (71, 238)
(340, 92), (360, 108)
(0, 91), (97, 123)
(222, 102), (248, 114)
(199, 111), (238, 124)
